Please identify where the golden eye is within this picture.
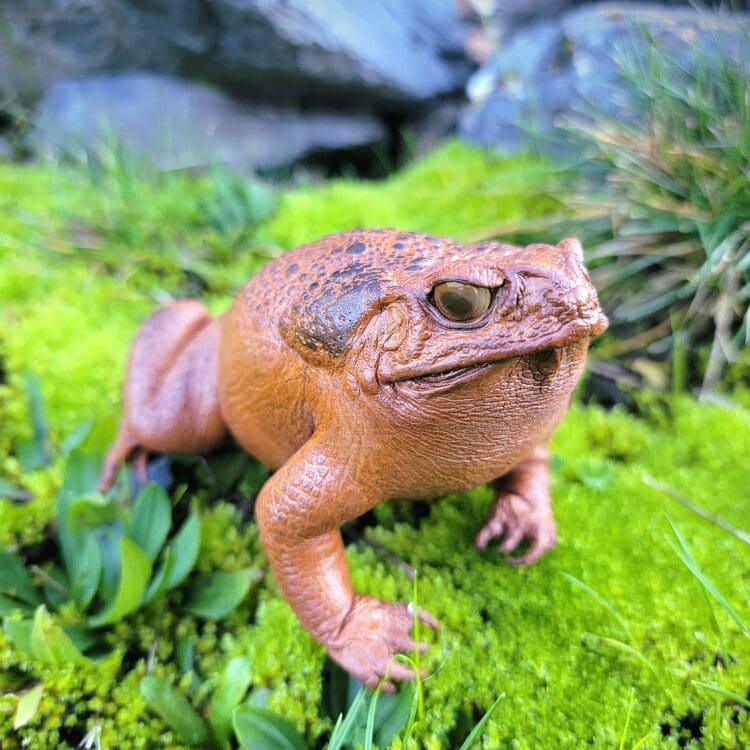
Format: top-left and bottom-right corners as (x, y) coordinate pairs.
(432, 282), (492, 321)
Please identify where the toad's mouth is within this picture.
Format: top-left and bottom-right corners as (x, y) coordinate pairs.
(392, 347), (564, 396)
(383, 313), (605, 392)
(406, 361), (496, 387)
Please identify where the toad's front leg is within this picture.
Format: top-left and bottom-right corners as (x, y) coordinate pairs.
(256, 439), (437, 691)
(476, 442), (557, 565)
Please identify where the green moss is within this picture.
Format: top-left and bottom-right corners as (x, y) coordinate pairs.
(263, 141), (555, 249)
(0, 147), (748, 748)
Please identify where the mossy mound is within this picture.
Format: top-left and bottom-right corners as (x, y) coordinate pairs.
(1, 145), (748, 748)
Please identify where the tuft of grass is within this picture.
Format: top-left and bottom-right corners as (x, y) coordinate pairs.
(555, 23), (750, 392)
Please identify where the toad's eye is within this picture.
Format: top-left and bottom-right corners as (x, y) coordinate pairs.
(431, 281), (492, 321)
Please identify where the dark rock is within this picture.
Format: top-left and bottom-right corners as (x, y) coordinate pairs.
(33, 73), (387, 172)
(0, 1), (469, 111)
(0, 1), (211, 104)
(460, 3), (750, 153)
(204, 0), (469, 107)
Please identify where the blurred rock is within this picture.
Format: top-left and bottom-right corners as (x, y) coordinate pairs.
(0, 137), (13, 162)
(0, 1), (469, 111)
(204, 0), (470, 106)
(33, 74), (387, 172)
(460, 3), (750, 153)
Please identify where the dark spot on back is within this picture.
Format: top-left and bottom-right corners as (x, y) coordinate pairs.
(346, 242), (366, 255)
(286, 262), (299, 277)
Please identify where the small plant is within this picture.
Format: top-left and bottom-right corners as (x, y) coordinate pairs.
(557, 24), (750, 392)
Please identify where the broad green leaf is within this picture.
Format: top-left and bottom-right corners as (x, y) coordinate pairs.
(142, 547), (175, 605)
(140, 675), (209, 746)
(70, 532), (101, 611)
(30, 606), (90, 666)
(62, 624), (101, 653)
(165, 508), (200, 591)
(4, 618), (33, 656)
(233, 704), (308, 750)
(19, 372), (51, 470)
(88, 537), (152, 627)
(369, 682), (414, 748)
(0, 594), (33, 617)
(184, 568), (260, 619)
(60, 419), (94, 456)
(68, 493), (119, 529)
(0, 549), (41, 606)
(129, 484), (171, 562)
(57, 452), (103, 574)
(13, 683), (43, 729)
(210, 657), (253, 748)
(97, 526), (125, 605)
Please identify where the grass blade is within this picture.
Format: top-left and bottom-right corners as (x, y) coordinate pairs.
(667, 518), (750, 638)
(328, 688), (366, 750)
(457, 693), (505, 750)
(693, 681), (750, 710)
(363, 685), (381, 750)
(563, 573), (632, 640)
(618, 689), (635, 750)
(643, 476), (750, 546)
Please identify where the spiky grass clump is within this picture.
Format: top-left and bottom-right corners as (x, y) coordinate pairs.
(560, 25), (750, 392)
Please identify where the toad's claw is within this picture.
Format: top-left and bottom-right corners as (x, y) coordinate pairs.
(325, 595), (438, 693)
(476, 492), (557, 565)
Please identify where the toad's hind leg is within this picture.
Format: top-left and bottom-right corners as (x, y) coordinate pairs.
(99, 300), (227, 491)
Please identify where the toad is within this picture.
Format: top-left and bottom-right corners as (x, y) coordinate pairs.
(100, 229), (607, 689)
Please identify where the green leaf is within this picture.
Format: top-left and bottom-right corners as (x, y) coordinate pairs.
(129, 484), (171, 562)
(140, 675), (209, 746)
(0, 549), (42, 606)
(88, 537), (152, 627)
(18, 371), (51, 470)
(3, 618), (33, 656)
(184, 568), (260, 619)
(0, 594), (33, 616)
(60, 418), (94, 456)
(369, 682), (414, 747)
(210, 656), (253, 749)
(164, 508), (201, 591)
(70, 531), (102, 611)
(571, 459), (614, 491)
(57, 452), (103, 574)
(30, 605), (90, 666)
(233, 704), (308, 750)
(13, 683), (43, 730)
(142, 547), (175, 605)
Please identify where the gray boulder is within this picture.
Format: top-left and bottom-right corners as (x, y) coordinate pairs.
(33, 73), (387, 171)
(460, 3), (750, 153)
(0, 1), (468, 110)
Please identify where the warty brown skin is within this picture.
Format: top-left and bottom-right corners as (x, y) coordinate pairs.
(100, 228), (608, 690)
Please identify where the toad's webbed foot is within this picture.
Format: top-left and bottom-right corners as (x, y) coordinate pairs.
(325, 596), (438, 693)
(476, 491), (557, 565)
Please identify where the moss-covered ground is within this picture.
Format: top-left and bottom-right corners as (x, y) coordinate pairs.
(1, 144), (748, 748)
